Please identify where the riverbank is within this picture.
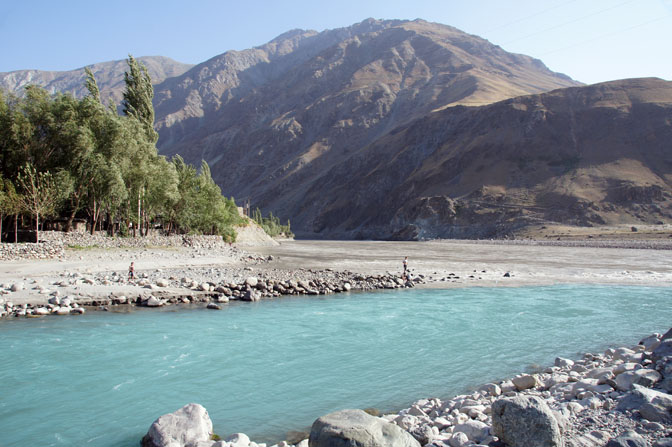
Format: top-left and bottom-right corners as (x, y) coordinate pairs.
(143, 327), (672, 447)
(2, 235), (672, 316)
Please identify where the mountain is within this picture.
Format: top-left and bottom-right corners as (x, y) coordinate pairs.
(0, 56), (193, 105)
(151, 18), (581, 238)
(304, 77), (672, 239)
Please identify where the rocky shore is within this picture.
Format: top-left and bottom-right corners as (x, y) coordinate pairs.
(0, 265), (421, 318)
(142, 328), (672, 447)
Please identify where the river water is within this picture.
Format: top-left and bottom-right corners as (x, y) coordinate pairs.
(1, 285), (671, 447)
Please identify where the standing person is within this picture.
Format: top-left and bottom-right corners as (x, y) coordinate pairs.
(128, 262), (135, 280)
(403, 256), (408, 278)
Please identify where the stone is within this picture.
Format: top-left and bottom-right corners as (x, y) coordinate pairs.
(478, 383), (501, 397)
(225, 433), (251, 447)
(453, 420), (489, 443)
(206, 303), (221, 310)
(56, 306), (71, 315)
(491, 395), (563, 447)
(616, 384), (672, 423)
(71, 307), (85, 314)
(651, 340), (672, 364)
(654, 439), (672, 447)
(35, 307), (49, 315)
(242, 290), (261, 302)
(142, 403), (213, 447)
(555, 357), (574, 368)
(448, 432), (469, 447)
(144, 296), (163, 307)
(512, 374), (538, 391)
(245, 277), (259, 288)
(156, 279), (170, 288)
(10, 282), (24, 292)
(614, 347), (637, 361)
(615, 369), (661, 391)
(309, 409), (420, 447)
(605, 431), (649, 447)
(640, 334), (662, 352)
(48, 296), (61, 305)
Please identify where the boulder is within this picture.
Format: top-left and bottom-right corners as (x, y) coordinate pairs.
(452, 420), (489, 443)
(555, 357), (574, 368)
(605, 431), (649, 447)
(512, 374), (538, 391)
(144, 296), (163, 307)
(245, 277), (259, 288)
(142, 403), (213, 447)
(615, 369), (661, 391)
(617, 384), (672, 423)
(309, 409), (420, 447)
(640, 334), (662, 352)
(242, 290), (261, 302)
(491, 395), (563, 447)
(156, 279), (170, 288)
(10, 282), (24, 292)
(448, 432), (469, 447)
(206, 303), (221, 310)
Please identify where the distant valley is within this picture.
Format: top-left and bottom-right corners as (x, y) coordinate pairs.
(2, 19), (671, 239)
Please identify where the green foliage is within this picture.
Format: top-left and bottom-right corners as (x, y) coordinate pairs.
(251, 207), (293, 238)
(16, 162), (63, 241)
(122, 55), (158, 144)
(0, 70), (250, 241)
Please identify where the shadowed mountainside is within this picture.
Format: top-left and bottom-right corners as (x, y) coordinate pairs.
(301, 78), (672, 239)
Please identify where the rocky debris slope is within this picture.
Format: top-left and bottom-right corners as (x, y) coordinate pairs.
(142, 329), (672, 447)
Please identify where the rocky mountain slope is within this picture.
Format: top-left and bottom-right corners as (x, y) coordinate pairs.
(0, 56), (193, 105)
(304, 78), (672, 239)
(150, 19), (581, 239)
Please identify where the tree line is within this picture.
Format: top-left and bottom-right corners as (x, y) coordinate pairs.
(0, 56), (244, 242)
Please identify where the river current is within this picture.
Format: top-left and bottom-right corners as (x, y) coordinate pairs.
(1, 285), (671, 447)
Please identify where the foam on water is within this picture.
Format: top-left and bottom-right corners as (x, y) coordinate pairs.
(1, 284), (671, 447)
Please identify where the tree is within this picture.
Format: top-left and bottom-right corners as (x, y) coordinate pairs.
(16, 163), (61, 242)
(0, 178), (22, 243)
(122, 55), (157, 143)
(84, 67), (101, 103)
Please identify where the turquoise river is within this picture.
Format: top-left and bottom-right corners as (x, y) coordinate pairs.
(1, 285), (671, 447)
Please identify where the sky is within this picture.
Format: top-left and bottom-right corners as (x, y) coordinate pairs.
(1, 0), (670, 85)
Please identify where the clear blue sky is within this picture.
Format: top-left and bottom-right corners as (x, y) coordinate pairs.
(1, 0), (670, 85)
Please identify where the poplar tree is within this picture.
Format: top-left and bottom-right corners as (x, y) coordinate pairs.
(122, 55), (158, 143)
(84, 67), (101, 103)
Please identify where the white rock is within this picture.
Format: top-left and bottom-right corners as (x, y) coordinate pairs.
(512, 374), (537, 391)
(144, 296), (162, 307)
(56, 306), (71, 315)
(245, 277), (258, 288)
(640, 334), (662, 352)
(478, 383), (501, 397)
(11, 283), (24, 292)
(225, 432), (251, 447)
(71, 307), (85, 314)
(453, 420), (489, 443)
(613, 347), (636, 361)
(448, 432), (469, 447)
(500, 380), (516, 393)
(555, 357), (574, 368)
(614, 363), (639, 375)
(156, 279), (170, 287)
(48, 296), (61, 305)
(35, 307), (49, 315)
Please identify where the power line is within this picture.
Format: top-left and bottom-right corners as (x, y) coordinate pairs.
(538, 15), (669, 56)
(484, 0), (580, 33)
(500, 0), (636, 45)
